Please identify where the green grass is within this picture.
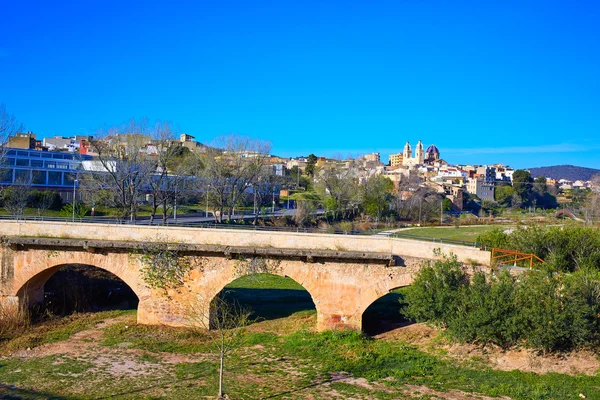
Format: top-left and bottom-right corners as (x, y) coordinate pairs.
(282, 329), (600, 400)
(3, 274), (600, 399)
(102, 319), (213, 354)
(393, 225), (514, 243)
(225, 273), (305, 290)
(221, 273), (316, 323)
(0, 208), (65, 217)
(14, 318), (598, 400)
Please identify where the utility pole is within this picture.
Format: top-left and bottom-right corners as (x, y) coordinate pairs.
(440, 199), (443, 226)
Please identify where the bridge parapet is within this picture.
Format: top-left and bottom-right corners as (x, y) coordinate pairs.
(0, 220), (490, 266)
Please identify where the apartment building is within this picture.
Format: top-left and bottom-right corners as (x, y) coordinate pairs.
(389, 152), (403, 167)
(466, 177), (495, 201)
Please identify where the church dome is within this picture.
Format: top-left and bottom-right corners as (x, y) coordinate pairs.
(426, 145), (439, 154)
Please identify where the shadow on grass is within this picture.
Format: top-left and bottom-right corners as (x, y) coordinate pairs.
(218, 288), (316, 322)
(362, 291), (413, 336)
(0, 383), (75, 400)
(262, 373), (358, 399)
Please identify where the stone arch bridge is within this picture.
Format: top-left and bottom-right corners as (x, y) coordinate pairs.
(0, 221), (490, 331)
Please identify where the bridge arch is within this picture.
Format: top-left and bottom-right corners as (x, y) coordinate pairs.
(8, 250), (153, 322)
(18, 263), (139, 312)
(356, 274), (415, 333)
(210, 272), (317, 327)
(360, 285), (412, 335)
(195, 259), (322, 329)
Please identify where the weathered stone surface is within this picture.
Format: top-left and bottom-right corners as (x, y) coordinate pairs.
(0, 221), (490, 265)
(0, 221), (491, 331)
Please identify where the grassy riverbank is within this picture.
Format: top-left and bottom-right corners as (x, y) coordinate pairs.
(1, 275), (598, 399)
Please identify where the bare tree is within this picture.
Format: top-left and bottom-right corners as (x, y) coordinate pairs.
(189, 295), (251, 399)
(294, 195), (318, 227)
(314, 164), (359, 221)
(146, 122), (190, 224)
(137, 237), (254, 399)
(583, 178), (600, 225)
(251, 166), (281, 225)
(2, 177), (31, 218)
(199, 135), (271, 223)
(0, 105), (24, 198)
(33, 191), (60, 216)
(86, 119), (155, 221)
(0, 104), (23, 151)
(391, 184), (442, 223)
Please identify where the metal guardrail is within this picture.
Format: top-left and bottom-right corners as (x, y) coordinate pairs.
(390, 232), (481, 247)
(0, 214), (387, 237)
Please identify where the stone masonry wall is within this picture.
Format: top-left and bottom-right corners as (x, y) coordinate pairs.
(0, 240), (428, 331)
(0, 221), (491, 265)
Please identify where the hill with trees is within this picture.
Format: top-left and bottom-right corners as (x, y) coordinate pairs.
(528, 165), (600, 181)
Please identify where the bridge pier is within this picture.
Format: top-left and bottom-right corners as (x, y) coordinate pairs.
(317, 311), (362, 331)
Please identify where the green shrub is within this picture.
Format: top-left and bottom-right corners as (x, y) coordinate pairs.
(476, 228), (509, 249)
(517, 270), (600, 352)
(449, 271), (521, 348)
(402, 254), (468, 327)
(403, 257), (600, 352)
(28, 191), (62, 211)
(60, 203), (89, 218)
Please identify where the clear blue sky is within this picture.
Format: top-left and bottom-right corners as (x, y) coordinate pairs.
(1, 0), (599, 169)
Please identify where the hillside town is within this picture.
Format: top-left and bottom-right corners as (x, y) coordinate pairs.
(2, 130), (597, 221)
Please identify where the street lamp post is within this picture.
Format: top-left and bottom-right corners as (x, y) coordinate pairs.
(253, 184), (257, 215)
(272, 186), (275, 214)
(206, 183), (210, 218)
(72, 178), (78, 223)
(174, 183), (178, 222)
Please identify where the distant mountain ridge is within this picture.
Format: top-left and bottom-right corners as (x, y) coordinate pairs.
(528, 165), (600, 181)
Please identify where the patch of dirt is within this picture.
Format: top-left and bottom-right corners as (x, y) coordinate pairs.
(330, 372), (376, 391)
(378, 323), (600, 376)
(446, 342), (600, 376)
(8, 314), (132, 359)
(375, 322), (437, 345)
(7, 314), (207, 376)
(403, 384), (513, 400)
